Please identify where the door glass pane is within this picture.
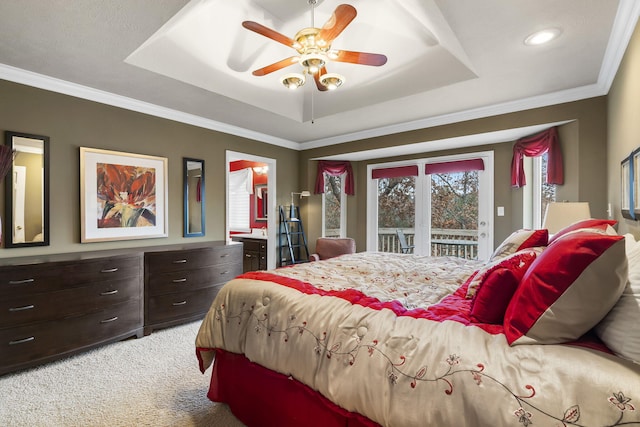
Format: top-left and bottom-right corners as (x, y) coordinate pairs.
(377, 176), (415, 253)
(323, 173), (342, 237)
(540, 153), (556, 223)
(430, 171), (479, 260)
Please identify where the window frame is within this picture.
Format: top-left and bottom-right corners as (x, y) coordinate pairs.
(321, 171), (347, 237)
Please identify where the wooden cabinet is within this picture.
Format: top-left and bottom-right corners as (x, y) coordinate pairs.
(143, 242), (242, 335)
(0, 250), (144, 375)
(232, 237), (267, 272)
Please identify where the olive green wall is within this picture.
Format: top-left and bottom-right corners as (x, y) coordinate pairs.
(0, 80), (299, 258)
(608, 20), (640, 238)
(0, 66), (616, 259)
(300, 97), (608, 253)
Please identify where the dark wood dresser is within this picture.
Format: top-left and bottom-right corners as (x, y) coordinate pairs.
(0, 250), (144, 376)
(143, 242), (242, 335)
(231, 236), (267, 272)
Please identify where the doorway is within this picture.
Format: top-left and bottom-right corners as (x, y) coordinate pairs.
(366, 151), (494, 261)
(226, 151), (277, 270)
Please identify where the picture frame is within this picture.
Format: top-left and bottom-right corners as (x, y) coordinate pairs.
(80, 147), (168, 242)
(621, 156), (631, 218)
(634, 150), (640, 213)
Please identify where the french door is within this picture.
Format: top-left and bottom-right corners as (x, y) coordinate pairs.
(367, 151), (494, 261)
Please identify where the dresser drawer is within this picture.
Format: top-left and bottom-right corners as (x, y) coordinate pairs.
(0, 299), (142, 370)
(0, 255), (142, 299)
(146, 285), (222, 324)
(147, 263), (242, 296)
(0, 277), (142, 328)
(145, 245), (241, 274)
(241, 239), (266, 253)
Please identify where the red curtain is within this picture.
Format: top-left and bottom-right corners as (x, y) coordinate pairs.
(314, 161), (355, 195)
(371, 165), (418, 179)
(511, 126), (563, 188)
(425, 158), (484, 175)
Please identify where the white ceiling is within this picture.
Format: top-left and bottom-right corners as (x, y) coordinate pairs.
(0, 0), (638, 154)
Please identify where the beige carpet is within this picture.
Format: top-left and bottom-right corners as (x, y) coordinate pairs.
(0, 321), (246, 427)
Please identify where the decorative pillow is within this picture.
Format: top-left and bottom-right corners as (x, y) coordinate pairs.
(466, 247), (543, 299)
(548, 219), (617, 244)
(489, 229), (548, 261)
(504, 231), (627, 345)
(470, 269), (519, 324)
(595, 233), (640, 364)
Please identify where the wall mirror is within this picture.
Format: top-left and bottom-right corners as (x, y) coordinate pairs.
(255, 184), (268, 221)
(3, 131), (50, 247)
(184, 158), (205, 237)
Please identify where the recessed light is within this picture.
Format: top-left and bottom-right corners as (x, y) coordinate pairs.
(524, 28), (562, 46)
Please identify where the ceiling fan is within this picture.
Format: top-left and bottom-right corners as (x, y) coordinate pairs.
(242, 1), (388, 91)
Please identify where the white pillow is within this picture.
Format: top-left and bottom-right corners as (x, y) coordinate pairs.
(595, 233), (640, 364)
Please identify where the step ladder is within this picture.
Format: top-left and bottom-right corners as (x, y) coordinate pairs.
(279, 205), (309, 266)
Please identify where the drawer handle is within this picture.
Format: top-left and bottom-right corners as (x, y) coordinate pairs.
(9, 336), (35, 345)
(220, 253), (229, 258)
(8, 278), (35, 285)
(172, 301), (187, 306)
(9, 304), (35, 312)
(101, 268), (119, 273)
(100, 290), (119, 296)
(220, 271), (229, 275)
(172, 278), (187, 283)
(100, 316), (119, 324)
(245, 254), (252, 258)
(173, 259), (187, 264)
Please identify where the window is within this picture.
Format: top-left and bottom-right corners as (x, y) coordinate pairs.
(228, 169), (252, 230)
(322, 172), (346, 237)
(525, 153), (556, 228)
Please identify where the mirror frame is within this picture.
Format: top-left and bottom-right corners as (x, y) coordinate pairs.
(254, 184), (268, 221)
(183, 157), (205, 237)
(3, 131), (50, 248)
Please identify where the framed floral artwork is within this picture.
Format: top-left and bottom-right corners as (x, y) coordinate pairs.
(80, 147), (168, 242)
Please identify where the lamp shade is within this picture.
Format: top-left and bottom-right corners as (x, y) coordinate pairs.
(542, 202), (591, 234)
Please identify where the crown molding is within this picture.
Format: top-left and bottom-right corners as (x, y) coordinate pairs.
(0, 63), (299, 150)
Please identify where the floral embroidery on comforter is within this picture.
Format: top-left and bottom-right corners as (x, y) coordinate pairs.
(196, 252), (640, 427)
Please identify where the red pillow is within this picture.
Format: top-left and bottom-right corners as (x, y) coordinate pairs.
(548, 219), (617, 244)
(470, 268), (519, 324)
(466, 247), (543, 298)
(490, 229), (548, 261)
(504, 231), (627, 345)
(469, 250), (538, 324)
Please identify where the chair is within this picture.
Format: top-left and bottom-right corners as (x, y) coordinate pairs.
(309, 237), (356, 261)
(396, 229), (415, 254)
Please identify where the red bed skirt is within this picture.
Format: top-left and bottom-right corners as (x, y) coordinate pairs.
(207, 349), (379, 427)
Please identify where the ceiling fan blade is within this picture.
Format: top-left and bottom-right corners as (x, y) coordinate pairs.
(313, 67), (329, 91)
(318, 4), (357, 44)
(333, 50), (388, 66)
(242, 21), (296, 49)
(252, 56), (299, 76)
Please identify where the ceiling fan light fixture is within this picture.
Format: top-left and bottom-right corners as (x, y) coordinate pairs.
(280, 73), (306, 90)
(320, 73), (345, 90)
(300, 52), (326, 74)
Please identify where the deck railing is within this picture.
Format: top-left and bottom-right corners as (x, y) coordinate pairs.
(378, 228), (478, 260)
(323, 228), (479, 260)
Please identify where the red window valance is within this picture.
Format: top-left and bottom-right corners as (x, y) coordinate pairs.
(314, 160), (355, 195)
(425, 158), (484, 175)
(511, 126), (564, 188)
(371, 165), (418, 179)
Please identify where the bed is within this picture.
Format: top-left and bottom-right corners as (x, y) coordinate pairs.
(196, 221), (640, 427)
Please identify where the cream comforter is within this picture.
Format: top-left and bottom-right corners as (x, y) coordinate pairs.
(196, 253), (640, 427)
